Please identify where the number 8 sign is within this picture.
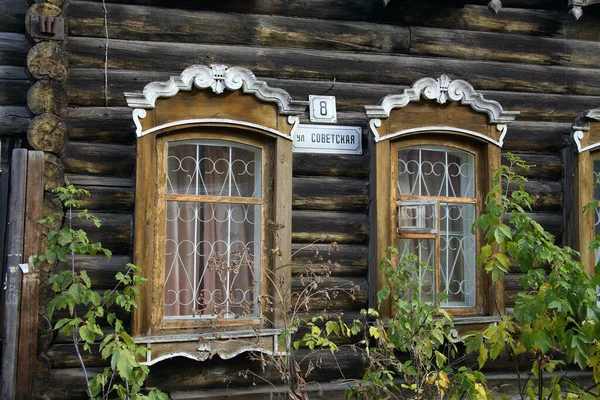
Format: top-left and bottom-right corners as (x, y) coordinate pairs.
(309, 95), (337, 123)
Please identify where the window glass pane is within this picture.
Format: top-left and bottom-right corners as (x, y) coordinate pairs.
(398, 239), (435, 303)
(398, 146), (475, 198)
(167, 140), (261, 198)
(164, 201), (261, 319)
(440, 203), (476, 307)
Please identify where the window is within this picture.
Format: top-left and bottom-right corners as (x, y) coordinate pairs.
(125, 64), (306, 363)
(365, 75), (518, 318)
(572, 108), (600, 276)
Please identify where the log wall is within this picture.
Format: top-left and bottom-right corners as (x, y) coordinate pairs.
(25, 0), (600, 398)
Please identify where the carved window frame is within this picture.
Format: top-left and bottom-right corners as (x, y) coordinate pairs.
(365, 75), (518, 319)
(572, 108), (600, 276)
(125, 64), (306, 364)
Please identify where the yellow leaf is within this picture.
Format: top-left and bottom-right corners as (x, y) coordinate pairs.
(368, 326), (380, 339)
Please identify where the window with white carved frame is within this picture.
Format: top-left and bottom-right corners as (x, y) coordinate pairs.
(365, 75), (518, 318)
(125, 64), (306, 363)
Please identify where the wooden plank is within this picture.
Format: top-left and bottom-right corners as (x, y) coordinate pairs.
(66, 70), (600, 123)
(16, 151), (44, 400)
(292, 177), (368, 211)
(385, 4), (600, 41)
(0, 33), (29, 65)
(292, 210), (368, 244)
(1, 149), (27, 400)
(0, 66), (29, 106)
(0, 0), (28, 34)
(66, 37), (600, 96)
(0, 106), (30, 135)
(68, 1), (409, 53)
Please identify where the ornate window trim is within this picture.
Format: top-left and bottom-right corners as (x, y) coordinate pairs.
(125, 65), (306, 364)
(365, 75), (518, 318)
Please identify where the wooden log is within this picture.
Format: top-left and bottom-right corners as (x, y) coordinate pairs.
(66, 2), (600, 68)
(1, 149), (27, 400)
(27, 79), (68, 117)
(25, 3), (64, 42)
(0, 65), (30, 105)
(0, 0), (28, 34)
(292, 210), (368, 245)
(385, 4), (600, 42)
(27, 113), (68, 154)
(67, 107), (136, 144)
(292, 276), (368, 312)
(66, 69), (600, 123)
(292, 177), (368, 211)
(74, 185), (134, 213)
(16, 151), (44, 400)
(44, 343), (105, 368)
(519, 180), (563, 212)
(36, 367), (103, 400)
(502, 153), (562, 181)
(81, 0), (381, 21)
(27, 41), (69, 82)
(294, 152), (369, 179)
(55, 255), (131, 289)
(62, 141), (135, 177)
(42, 193), (63, 237)
(65, 38), (600, 96)
(43, 152), (65, 190)
(0, 32), (29, 65)
(409, 27), (600, 69)
(503, 121), (570, 153)
(68, 1), (409, 53)
(291, 243), (368, 277)
(0, 106), (30, 135)
(66, 174), (133, 187)
(69, 212), (132, 254)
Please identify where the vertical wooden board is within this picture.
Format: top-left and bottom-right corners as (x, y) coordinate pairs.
(16, 151), (44, 400)
(1, 149), (27, 400)
(487, 145), (505, 315)
(576, 150), (595, 275)
(374, 141), (391, 317)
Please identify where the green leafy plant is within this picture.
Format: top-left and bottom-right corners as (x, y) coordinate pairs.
(467, 153), (600, 399)
(344, 250), (489, 400)
(35, 185), (167, 400)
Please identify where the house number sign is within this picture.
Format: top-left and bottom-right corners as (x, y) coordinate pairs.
(293, 124), (362, 155)
(309, 95), (336, 123)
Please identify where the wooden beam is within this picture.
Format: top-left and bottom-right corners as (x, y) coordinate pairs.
(16, 151), (44, 400)
(66, 38), (600, 96)
(0, 66), (30, 106)
(0, 106), (30, 135)
(1, 149), (27, 400)
(0, 33), (29, 65)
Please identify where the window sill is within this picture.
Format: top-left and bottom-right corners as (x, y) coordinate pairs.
(450, 315), (501, 341)
(133, 328), (283, 365)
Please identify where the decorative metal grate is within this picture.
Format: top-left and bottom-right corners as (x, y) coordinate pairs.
(164, 141), (262, 319)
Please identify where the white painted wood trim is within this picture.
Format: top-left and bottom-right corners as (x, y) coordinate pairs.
(372, 125), (507, 148)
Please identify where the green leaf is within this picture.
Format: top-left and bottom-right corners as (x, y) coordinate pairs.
(79, 325), (95, 344)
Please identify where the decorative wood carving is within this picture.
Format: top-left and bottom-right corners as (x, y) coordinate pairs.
(124, 64), (308, 114)
(365, 74), (518, 145)
(573, 108), (600, 153)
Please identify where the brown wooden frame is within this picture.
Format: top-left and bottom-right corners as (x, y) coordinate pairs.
(366, 79), (518, 319)
(573, 109), (600, 276)
(128, 74), (301, 338)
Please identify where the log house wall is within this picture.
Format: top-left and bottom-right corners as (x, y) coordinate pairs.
(3, 0), (597, 397)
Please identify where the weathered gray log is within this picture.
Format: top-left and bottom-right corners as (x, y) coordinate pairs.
(386, 4), (600, 41)
(67, 107), (136, 144)
(27, 79), (68, 117)
(55, 255), (131, 289)
(68, 1), (409, 53)
(0, 66), (30, 106)
(27, 113), (68, 154)
(293, 177), (368, 211)
(292, 276), (368, 312)
(27, 41), (69, 82)
(292, 210), (368, 245)
(83, 0), (381, 21)
(69, 212), (132, 254)
(409, 27), (600, 69)
(66, 37), (600, 96)
(517, 180), (563, 212)
(66, 69), (600, 123)
(37, 367), (103, 400)
(0, 0), (28, 33)
(66, 174), (133, 187)
(0, 33), (29, 65)
(293, 152), (369, 179)
(501, 153), (563, 180)
(62, 141), (135, 177)
(0, 106), (30, 135)
(503, 121), (570, 153)
(66, 2), (600, 68)
(292, 243), (368, 277)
